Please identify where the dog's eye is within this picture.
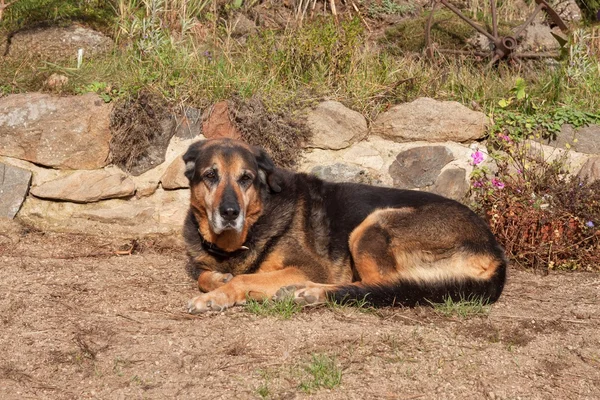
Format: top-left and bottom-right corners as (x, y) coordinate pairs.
(203, 170), (217, 181)
(239, 173), (253, 184)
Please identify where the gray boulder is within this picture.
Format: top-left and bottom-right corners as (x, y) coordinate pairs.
(388, 146), (454, 188)
(0, 163), (32, 219)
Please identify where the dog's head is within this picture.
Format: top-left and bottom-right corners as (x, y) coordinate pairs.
(183, 139), (281, 251)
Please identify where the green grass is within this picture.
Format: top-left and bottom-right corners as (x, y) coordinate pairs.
(1, 2), (599, 135)
(245, 295), (303, 319)
(0, 0), (115, 34)
(429, 296), (491, 318)
(324, 294), (375, 313)
(298, 354), (342, 393)
(256, 370), (271, 399)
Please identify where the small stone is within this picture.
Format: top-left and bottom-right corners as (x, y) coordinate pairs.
(44, 73), (69, 90)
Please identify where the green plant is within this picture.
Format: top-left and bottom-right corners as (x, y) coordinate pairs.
(298, 354), (342, 393)
(491, 106), (600, 141)
(368, 0), (415, 18)
(245, 295), (303, 319)
(325, 294), (373, 313)
(256, 370), (271, 399)
(1, 0), (115, 33)
(429, 295), (491, 318)
(75, 81), (124, 103)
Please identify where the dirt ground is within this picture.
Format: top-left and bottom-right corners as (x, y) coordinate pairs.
(1, 222), (599, 400)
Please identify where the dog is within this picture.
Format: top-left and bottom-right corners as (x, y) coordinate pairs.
(183, 139), (506, 313)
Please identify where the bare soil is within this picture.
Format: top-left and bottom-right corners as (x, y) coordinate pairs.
(1, 222), (599, 400)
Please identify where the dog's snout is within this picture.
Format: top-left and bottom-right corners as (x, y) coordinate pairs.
(219, 185), (241, 222)
(220, 205), (240, 221)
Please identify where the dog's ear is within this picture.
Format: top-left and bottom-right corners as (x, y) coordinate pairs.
(253, 146), (283, 193)
(182, 141), (206, 182)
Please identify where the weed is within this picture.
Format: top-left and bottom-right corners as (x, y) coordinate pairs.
(298, 354), (342, 393)
(256, 382), (270, 399)
(245, 295), (303, 320)
(325, 294), (374, 313)
(76, 81), (124, 103)
(492, 76), (600, 141)
(1, 0), (115, 34)
(108, 90), (174, 175)
(429, 295), (491, 318)
(256, 370), (271, 399)
(368, 0), (416, 18)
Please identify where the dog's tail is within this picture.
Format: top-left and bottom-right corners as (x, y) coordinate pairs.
(327, 260), (507, 307)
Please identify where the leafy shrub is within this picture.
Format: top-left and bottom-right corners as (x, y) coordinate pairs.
(470, 139), (600, 271)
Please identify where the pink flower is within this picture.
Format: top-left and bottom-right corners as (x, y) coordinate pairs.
(498, 133), (512, 142)
(471, 150), (484, 166)
(472, 180), (484, 188)
(491, 178), (505, 189)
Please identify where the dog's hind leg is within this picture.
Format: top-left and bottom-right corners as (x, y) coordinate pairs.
(280, 207), (506, 307)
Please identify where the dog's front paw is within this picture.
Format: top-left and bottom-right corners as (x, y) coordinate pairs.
(274, 284), (326, 305)
(187, 291), (233, 314)
(273, 284), (306, 301)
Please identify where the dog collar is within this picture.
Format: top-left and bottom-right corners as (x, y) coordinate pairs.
(198, 229), (250, 258)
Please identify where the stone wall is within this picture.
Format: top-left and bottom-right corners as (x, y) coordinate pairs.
(1, 93), (599, 238)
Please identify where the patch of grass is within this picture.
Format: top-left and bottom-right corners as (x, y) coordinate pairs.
(1, 0), (115, 34)
(245, 295), (303, 319)
(368, 0), (416, 18)
(298, 354), (342, 393)
(429, 296), (491, 318)
(256, 370), (271, 399)
(324, 294), (374, 314)
(381, 10), (477, 53)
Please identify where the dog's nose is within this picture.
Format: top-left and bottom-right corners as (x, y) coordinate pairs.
(220, 205), (240, 221)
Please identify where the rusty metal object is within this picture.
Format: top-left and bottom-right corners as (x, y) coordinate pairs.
(425, 0), (569, 65)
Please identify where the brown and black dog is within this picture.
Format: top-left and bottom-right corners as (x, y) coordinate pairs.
(183, 139), (506, 313)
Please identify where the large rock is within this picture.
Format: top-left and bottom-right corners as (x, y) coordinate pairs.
(388, 146), (454, 188)
(6, 25), (113, 59)
(577, 156), (600, 183)
(372, 97), (489, 143)
(516, 23), (562, 52)
(524, 140), (590, 174)
(0, 93), (111, 169)
(306, 101), (368, 150)
(540, 124), (600, 155)
(30, 167), (135, 203)
(17, 189), (190, 237)
(431, 168), (469, 201)
(0, 163), (31, 219)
